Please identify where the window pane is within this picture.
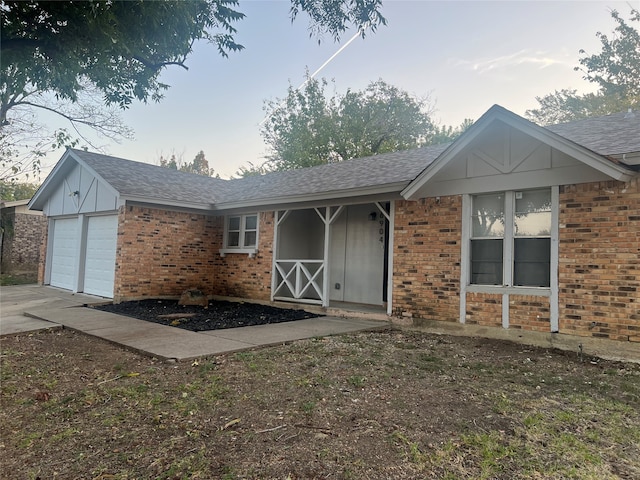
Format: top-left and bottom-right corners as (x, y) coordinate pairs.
(245, 215), (257, 230)
(227, 231), (240, 247)
(228, 216), (240, 231)
(514, 238), (550, 287)
(472, 193), (504, 237)
(515, 189), (551, 237)
(244, 231), (257, 247)
(471, 239), (503, 285)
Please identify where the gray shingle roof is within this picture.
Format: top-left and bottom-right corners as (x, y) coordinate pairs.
(71, 149), (232, 206)
(218, 143), (450, 205)
(66, 108), (637, 211)
(546, 110), (640, 156)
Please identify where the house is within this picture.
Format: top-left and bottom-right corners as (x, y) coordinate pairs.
(28, 105), (639, 348)
(1, 199), (46, 275)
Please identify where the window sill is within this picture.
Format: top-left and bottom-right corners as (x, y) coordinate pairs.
(466, 285), (551, 296)
(219, 248), (258, 258)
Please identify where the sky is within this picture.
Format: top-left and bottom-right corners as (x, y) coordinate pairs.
(36, 0), (634, 179)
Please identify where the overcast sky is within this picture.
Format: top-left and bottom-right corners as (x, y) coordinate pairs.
(38, 0), (634, 179)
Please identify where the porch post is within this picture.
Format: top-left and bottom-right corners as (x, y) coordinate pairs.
(271, 210), (282, 302)
(322, 207), (330, 307)
(386, 201), (395, 316)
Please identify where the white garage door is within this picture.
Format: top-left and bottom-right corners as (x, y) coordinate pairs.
(50, 218), (78, 290)
(83, 215), (118, 298)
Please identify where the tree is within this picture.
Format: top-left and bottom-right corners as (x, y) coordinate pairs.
(160, 150), (219, 178)
(576, 8), (640, 104)
(1, 0), (386, 179)
(260, 77), (435, 171)
(526, 8), (639, 125)
(424, 118), (474, 145)
(0, 181), (38, 201)
(525, 88), (632, 125)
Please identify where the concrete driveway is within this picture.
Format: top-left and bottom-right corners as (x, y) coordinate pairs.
(0, 285), (388, 361)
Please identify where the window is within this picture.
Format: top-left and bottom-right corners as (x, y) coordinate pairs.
(470, 189), (551, 288)
(223, 214), (258, 252)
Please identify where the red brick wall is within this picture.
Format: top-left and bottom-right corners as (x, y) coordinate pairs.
(1, 210), (46, 273)
(212, 211), (274, 301)
(38, 217), (48, 284)
(559, 178), (640, 342)
(509, 296), (551, 332)
(114, 206), (274, 303)
(114, 206), (219, 301)
(393, 196), (461, 322)
(393, 178), (639, 343)
(465, 293), (502, 327)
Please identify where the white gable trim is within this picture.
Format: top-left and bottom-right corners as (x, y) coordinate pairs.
(402, 105), (634, 201)
(29, 149), (120, 212)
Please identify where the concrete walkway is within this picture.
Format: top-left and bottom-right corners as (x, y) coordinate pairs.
(1, 285), (388, 361)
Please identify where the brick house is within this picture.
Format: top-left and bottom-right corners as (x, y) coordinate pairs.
(1, 199), (46, 275)
(29, 106), (639, 346)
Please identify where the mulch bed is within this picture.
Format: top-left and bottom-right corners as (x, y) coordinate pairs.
(92, 299), (322, 332)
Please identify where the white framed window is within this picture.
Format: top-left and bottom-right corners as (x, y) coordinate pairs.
(469, 188), (552, 288)
(220, 213), (258, 256)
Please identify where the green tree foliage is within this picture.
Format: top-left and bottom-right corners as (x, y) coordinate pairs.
(526, 88), (632, 125)
(160, 150), (219, 178)
(0, 181), (39, 201)
(527, 8), (639, 125)
(0, 0), (385, 179)
(260, 77), (435, 172)
(425, 118), (474, 145)
(577, 8), (639, 103)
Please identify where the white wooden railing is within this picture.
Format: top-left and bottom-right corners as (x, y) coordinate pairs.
(273, 260), (324, 305)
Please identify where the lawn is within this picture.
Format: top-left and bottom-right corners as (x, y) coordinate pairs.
(0, 272), (37, 286)
(1, 328), (638, 479)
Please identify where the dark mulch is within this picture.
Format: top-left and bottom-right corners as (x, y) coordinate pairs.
(92, 299), (322, 332)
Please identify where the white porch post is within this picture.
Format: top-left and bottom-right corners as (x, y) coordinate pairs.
(386, 201), (395, 316)
(322, 207), (330, 307)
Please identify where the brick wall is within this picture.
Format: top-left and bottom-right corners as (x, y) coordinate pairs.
(559, 178), (640, 342)
(114, 205), (219, 301)
(392, 178), (639, 343)
(1, 210), (46, 273)
(113, 206), (275, 303)
(509, 296), (551, 332)
(38, 219), (48, 284)
(465, 293), (502, 327)
(212, 211), (274, 301)
(393, 196), (461, 323)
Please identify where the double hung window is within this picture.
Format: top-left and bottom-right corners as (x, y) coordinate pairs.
(221, 214), (258, 256)
(470, 189), (551, 288)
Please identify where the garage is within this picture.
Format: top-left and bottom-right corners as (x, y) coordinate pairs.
(83, 215), (118, 297)
(49, 218), (78, 290)
(30, 150), (121, 298)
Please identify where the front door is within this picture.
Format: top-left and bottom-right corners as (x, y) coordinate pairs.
(330, 204), (385, 305)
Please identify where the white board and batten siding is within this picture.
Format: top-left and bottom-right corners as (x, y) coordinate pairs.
(44, 161), (120, 298)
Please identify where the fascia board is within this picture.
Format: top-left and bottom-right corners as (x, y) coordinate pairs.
(120, 196), (214, 213)
(210, 182), (408, 212)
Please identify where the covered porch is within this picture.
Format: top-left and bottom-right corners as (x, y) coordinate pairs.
(271, 202), (392, 313)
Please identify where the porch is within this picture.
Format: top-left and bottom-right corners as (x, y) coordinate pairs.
(271, 202), (392, 312)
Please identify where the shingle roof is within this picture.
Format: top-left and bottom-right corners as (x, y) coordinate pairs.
(218, 143), (450, 205)
(63, 108), (637, 211)
(71, 149), (232, 206)
(546, 110), (640, 156)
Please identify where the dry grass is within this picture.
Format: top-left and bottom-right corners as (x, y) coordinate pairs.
(1, 328), (639, 479)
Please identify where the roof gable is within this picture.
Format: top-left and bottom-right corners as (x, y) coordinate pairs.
(402, 105), (635, 200)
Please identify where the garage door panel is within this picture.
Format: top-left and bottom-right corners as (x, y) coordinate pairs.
(83, 215), (117, 297)
(50, 218), (78, 290)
